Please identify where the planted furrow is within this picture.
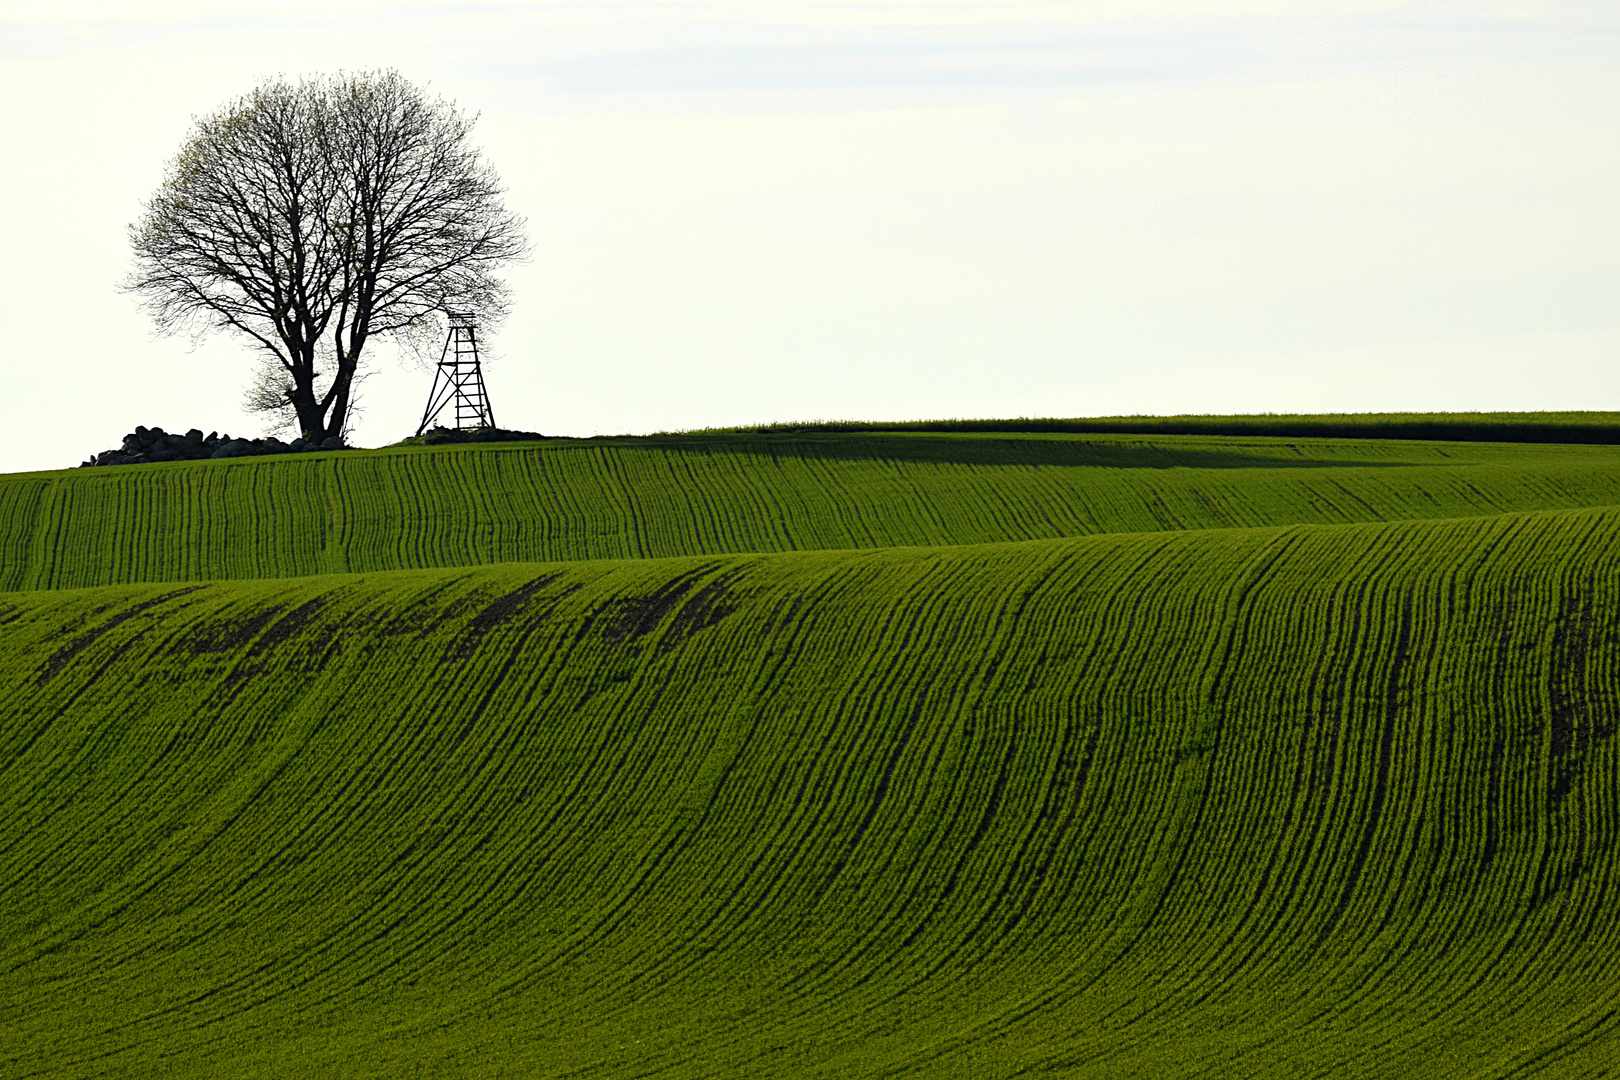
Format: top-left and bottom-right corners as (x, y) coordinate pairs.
(6, 433), (1620, 588)
(3, 502), (1619, 1076)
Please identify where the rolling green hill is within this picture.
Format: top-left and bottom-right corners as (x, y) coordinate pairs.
(3, 424), (1619, 1077)
(5, 431), (1620, 589)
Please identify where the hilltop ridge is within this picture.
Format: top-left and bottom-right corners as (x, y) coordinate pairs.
(688, 410), (1620, 444)
(4, 429), (1620, 589)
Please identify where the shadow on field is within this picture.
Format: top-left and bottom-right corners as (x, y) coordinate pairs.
(633, 434), (1424, 471)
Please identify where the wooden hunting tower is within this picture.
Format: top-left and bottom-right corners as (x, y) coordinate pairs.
(416, 312), (496, 434)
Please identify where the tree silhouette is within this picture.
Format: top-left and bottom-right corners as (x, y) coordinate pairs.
(125, 70), (528, 441)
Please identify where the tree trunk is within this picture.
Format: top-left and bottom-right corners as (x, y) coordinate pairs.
(291, 394), (328, 442)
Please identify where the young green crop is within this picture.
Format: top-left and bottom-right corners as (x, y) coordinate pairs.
(1, 507), (1616, 1077)
(5, 431), (1620, 588)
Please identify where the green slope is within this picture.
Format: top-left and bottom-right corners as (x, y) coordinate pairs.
(3, 507), (1618, 1077)
(5, 431), (1620, 588)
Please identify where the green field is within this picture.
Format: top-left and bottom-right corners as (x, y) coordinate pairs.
(7, 432), (1620, 589)
(3, 422), (1618, 1077)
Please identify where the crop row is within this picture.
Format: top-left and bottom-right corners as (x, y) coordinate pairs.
(1, 506), (1616, 1076)
(4, 433), (1620, 589)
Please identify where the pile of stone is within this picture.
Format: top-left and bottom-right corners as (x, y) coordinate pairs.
(80, 426), (349, 467)
(411, 426), (546, 446)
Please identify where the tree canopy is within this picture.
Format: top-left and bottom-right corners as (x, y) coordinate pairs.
(125, 70), (528, 442)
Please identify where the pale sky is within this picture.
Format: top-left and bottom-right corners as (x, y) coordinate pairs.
(1, 1), (1616, 471)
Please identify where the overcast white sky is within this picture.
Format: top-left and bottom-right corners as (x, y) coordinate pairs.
(1, 1), (1617, 471)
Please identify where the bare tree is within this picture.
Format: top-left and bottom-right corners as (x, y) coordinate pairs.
(125, 70), (528, 441)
